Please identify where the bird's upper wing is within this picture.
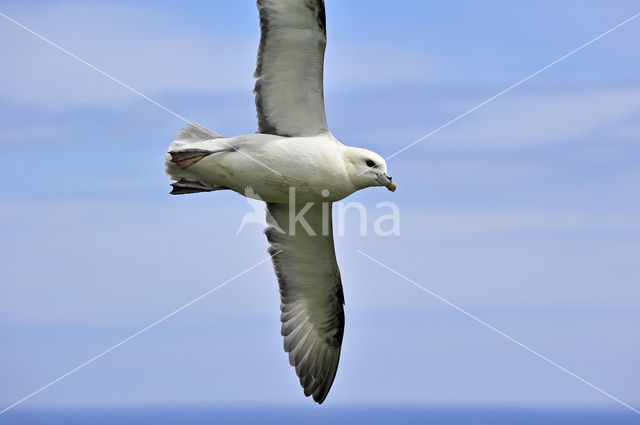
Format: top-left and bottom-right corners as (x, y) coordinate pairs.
(254, 0), (329, 137)
(265, 202), (344, 403)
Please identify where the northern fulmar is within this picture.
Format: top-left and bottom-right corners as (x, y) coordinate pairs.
(166, 0), (396, 404)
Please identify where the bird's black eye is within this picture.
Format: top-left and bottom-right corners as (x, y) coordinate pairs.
(365, 159), (376, 168)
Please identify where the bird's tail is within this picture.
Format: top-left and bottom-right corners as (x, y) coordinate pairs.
(169, 122), (224, 150)
(165, 123), (230, 195)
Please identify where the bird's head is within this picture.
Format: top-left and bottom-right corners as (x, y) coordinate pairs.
(344, 147), (397, 192)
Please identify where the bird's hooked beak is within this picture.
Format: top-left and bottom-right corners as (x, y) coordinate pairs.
(384, 173), (397, 192)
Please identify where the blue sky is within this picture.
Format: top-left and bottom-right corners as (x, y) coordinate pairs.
(1, 0), (639, 415)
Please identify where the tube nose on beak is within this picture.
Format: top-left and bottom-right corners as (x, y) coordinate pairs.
(384, 174), (397, 192)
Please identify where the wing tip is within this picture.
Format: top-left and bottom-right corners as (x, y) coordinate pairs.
(294, 344), (341, 404)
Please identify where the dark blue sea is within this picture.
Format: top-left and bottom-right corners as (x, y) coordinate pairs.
(1, 407), (639, 425)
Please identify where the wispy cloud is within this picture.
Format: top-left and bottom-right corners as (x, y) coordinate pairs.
(429, 87), (640, 148)
(1, 2), (442, 109)
(0, 3), (254, 107)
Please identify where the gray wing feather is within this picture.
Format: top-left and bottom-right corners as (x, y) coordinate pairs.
(265, 202), (344, 403)
(254, 0), (329, 136)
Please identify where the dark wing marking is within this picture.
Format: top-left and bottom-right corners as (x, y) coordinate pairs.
(169, 147), (236, 169)
(170, 179), (229, 195)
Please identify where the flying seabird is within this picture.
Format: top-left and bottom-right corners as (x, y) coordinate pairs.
(165, 0), (396, 404)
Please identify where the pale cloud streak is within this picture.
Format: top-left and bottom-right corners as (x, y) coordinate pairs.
(0, 3), (254, 107)
(1, 2), (442, 109)
(429, 87), (640, 148)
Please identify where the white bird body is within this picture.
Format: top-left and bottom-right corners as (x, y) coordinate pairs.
(167, 132), (359, 203)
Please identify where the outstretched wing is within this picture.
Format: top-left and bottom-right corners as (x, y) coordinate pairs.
(254, 0), (329, 137)
(265, 202), (344, 403)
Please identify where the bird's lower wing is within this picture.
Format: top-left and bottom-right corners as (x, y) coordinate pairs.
(265, 201), (344, 403)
